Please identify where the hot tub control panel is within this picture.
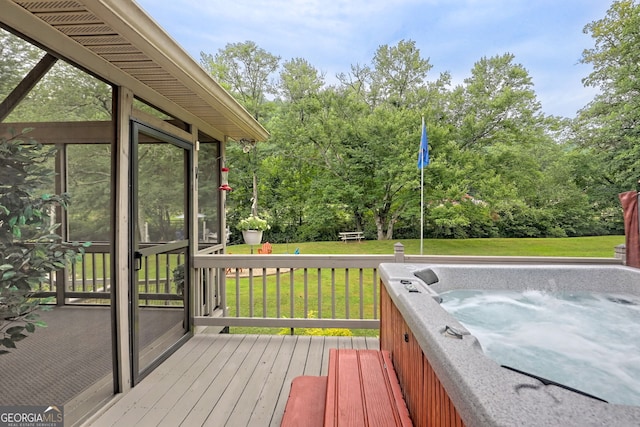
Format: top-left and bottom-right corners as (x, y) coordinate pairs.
(400, 279), (420, 293)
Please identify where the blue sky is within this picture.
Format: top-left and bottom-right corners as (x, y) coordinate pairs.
(136, 0), (611, 118)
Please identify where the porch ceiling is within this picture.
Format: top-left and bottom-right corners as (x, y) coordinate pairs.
(2, 0), (269, 143)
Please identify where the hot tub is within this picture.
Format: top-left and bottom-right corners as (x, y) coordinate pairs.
(379, 263), (640, 427)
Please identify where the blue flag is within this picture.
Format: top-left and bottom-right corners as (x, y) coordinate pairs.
(417, 117), (429, 169)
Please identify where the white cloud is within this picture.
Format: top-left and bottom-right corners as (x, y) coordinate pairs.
(137, 0), (612, 117)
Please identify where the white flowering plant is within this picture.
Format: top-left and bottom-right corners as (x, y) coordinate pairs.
(236, 215), (270, 231)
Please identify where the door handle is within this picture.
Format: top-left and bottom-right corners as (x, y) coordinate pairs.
(134, 251), (142, 271)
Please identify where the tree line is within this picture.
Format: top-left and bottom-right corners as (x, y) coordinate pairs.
(1, 1), (637, 244)
(204, 0), (639, 243)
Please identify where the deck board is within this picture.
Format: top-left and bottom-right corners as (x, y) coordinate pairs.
(153, 337), (244, 426)
(320, 337), (338, 375)
(247, 336), (298, 426)
(205, 335), (277, 425)
(303, 335), (325, 375)
(180, 335), (260, 426)
(270, 335), (315, 426)
(103, 334), (225, 426)
(86, 334), (379, 427)
(157, 335), (241, 426)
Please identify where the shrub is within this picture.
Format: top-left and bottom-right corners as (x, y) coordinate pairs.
(277, 311), (353, 336)
(0, 130), (88, 353)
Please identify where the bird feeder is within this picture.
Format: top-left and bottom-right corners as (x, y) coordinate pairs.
(219, 167), (232, 191)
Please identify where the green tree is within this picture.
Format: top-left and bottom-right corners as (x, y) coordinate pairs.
(0, 28), (42, 102)
(578, 0), (640, 190)
(1, 28), (114, 241)
(137, 143), (187, 241)
(437, 53), (600, 238)
(201, 35), (614, 242)
(449, 53), (542, 150)
(338, 39), (432, 109)
(284, 40), (441, 240)
(270, 87), (361, 238)
(200, 41), (280, 122)
(201, 41), (280, 226)
(369, 39), (433, 108)
(278, 58), (325, 120)
(66, 144), (112, 241)
(263, 57), (324, 239)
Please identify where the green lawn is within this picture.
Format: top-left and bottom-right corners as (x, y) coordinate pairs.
(226, 266), (378, 336)
(230, 235), (625, 257)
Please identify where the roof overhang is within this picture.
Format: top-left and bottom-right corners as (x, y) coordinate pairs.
(1, 0), (269, 143)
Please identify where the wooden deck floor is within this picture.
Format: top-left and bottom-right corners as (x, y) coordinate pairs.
(85, 333), (380, 427)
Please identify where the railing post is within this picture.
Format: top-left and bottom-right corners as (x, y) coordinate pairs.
(55, 268), (65, 306)
(394, 242), (405, 263)
(615, 244), (626, 265)
(219, 268), (227, 317)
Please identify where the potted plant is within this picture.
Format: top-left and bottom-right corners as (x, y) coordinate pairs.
(237, 215), (269, 245)
(172, 264), (185, 296)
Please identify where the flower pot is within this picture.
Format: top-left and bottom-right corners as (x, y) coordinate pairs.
(242, 230), (263, 245)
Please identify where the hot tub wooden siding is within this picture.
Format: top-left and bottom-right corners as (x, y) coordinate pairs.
(381, 283), (465, 427)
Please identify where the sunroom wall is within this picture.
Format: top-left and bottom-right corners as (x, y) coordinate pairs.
(0, 27), (117, 426)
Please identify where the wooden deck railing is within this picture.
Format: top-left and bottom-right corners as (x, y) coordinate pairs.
(35, 243), (113, 303)
(192, 250), (393, 330)
(38, 242), (186, 305)
(38, 241), (623, 326)
(192, 243), (623, 331)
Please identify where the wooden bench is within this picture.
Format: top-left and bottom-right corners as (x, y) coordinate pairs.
(281, 349), (412, 426)
(339, 231), (364, 242)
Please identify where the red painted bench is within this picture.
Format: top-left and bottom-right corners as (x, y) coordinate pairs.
(281, 349), (412, 426)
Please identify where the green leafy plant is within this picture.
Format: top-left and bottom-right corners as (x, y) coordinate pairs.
(236, 215), (270, 231)
(0, 129), (89, 354)
(172, 263), (184, 296)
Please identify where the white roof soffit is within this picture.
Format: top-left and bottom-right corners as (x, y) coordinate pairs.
(2, 0), (269, 143)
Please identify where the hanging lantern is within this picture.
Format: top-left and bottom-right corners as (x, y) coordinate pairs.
(219, 167), (232, 191)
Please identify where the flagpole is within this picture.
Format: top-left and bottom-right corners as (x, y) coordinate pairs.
(420, 116), (425, 255)
(420, 156), (424, 255)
